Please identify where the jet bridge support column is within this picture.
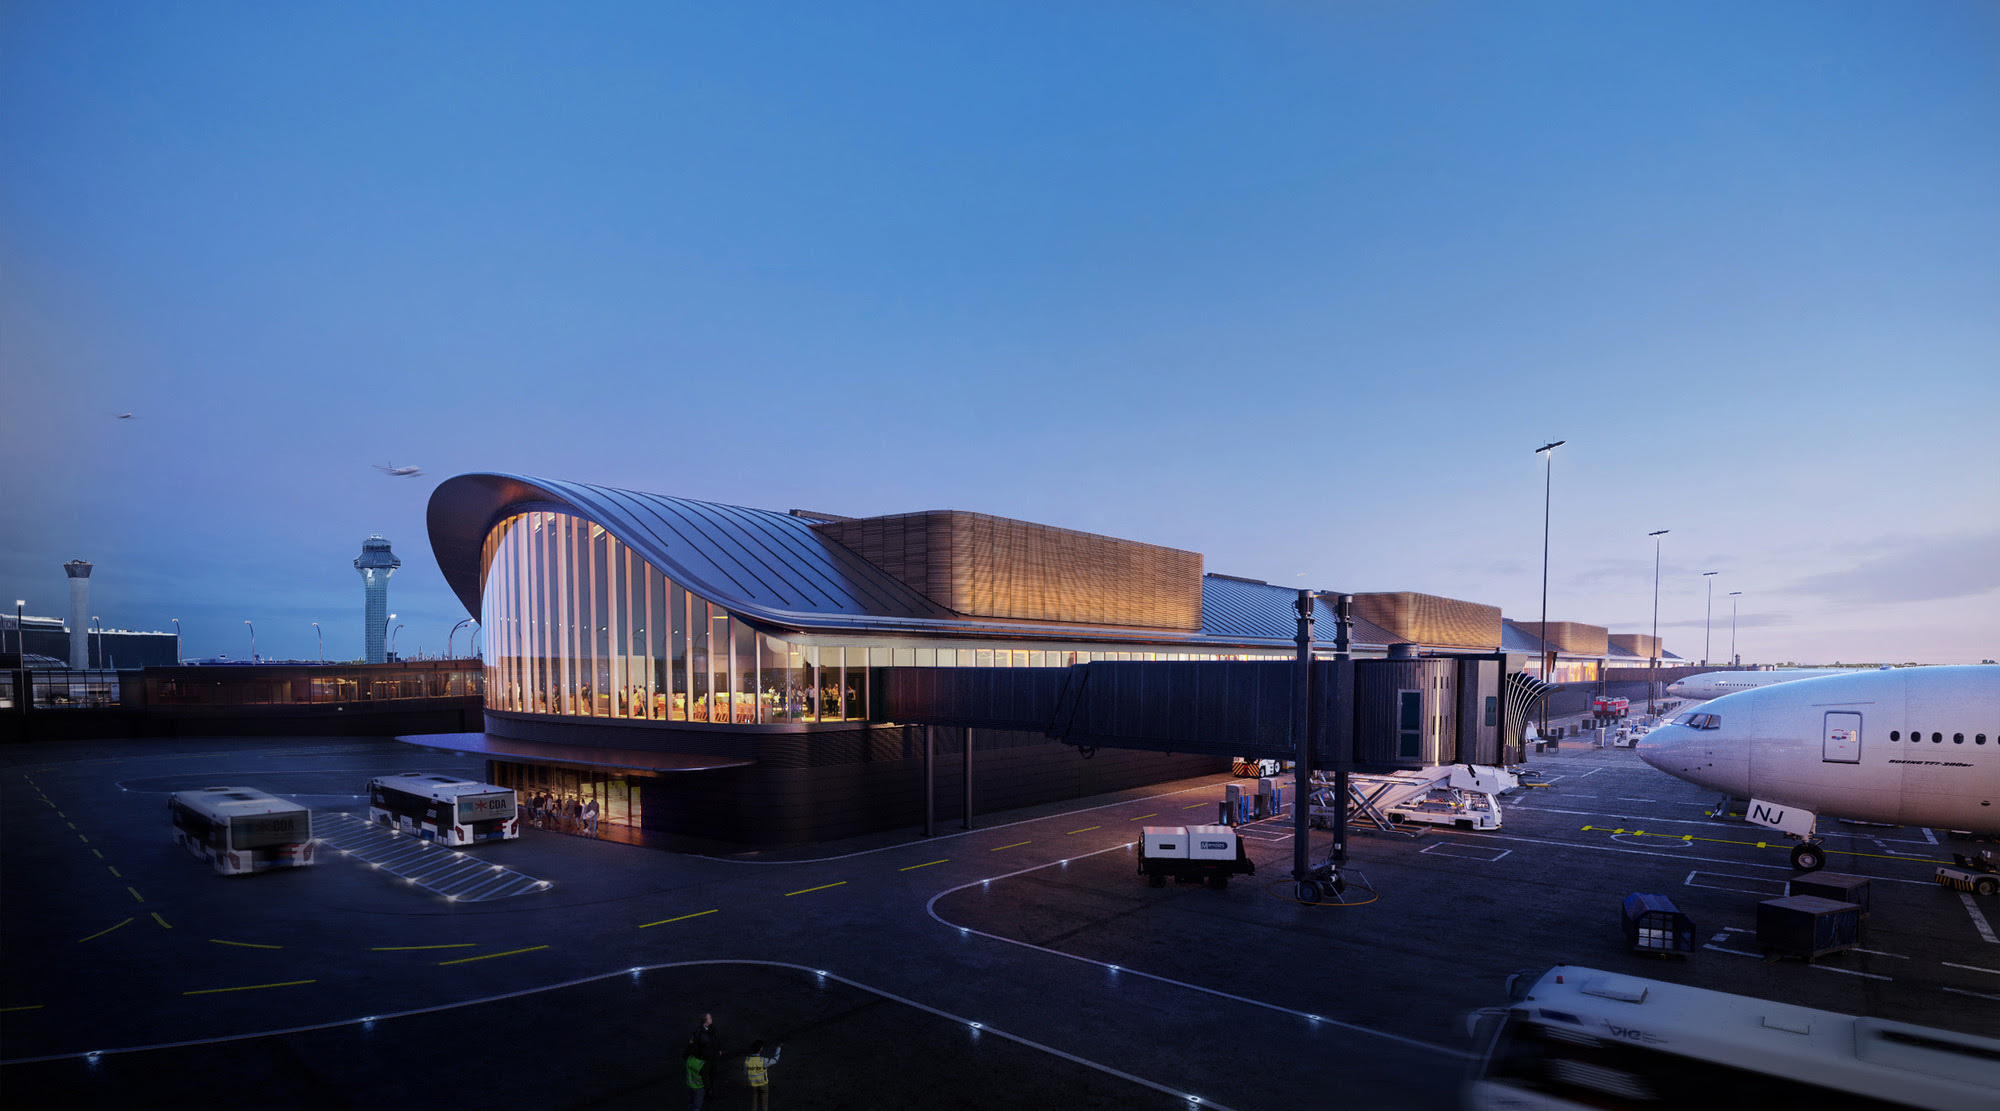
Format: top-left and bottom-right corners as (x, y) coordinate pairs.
(924, 725), (935, 838)
(1330, 593), (1353, 865)
(1292, 590), (1315, 886)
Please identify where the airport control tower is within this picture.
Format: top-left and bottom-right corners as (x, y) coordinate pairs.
(354, 535), (401, 664)
(64, 559), (92, 668)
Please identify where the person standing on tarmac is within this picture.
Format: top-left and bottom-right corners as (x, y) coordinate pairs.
(744, 1040), (781, 1110)
(683, 1038), (707, 1110)
(691, 1012), (721, 1093)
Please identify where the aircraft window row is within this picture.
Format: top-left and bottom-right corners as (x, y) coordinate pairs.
(1888, 731), (1988, 745)
(1672, 712), (1721, 730)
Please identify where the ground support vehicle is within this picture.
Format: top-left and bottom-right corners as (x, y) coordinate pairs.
(1936, 851), (2000, 896)
(368, 773), (518, 845)
(1231, 757), (1283, 778)
(1591, 695), (1630, 718)
(1308, 764), (1515, 834)
(1137, 825), (1254, 890)
(1465, 965), (2000, 1109)
(168, 786), (314, 874)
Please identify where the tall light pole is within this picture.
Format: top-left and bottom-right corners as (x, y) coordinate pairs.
(13, 600), (23, 657)
(1648, 530), (1669, 714)
(1701, 571), (1720, 665)
(449, 618), (472, 659)
(1534, 440), (1565, 737)
(92, 616), (103, 669)
(311, 622), (324, 664)
(244, 620), (257, 663)
(390, 624), (404, 661)
(172, 618), (182, 665)
(1729, 591), (1743, 666)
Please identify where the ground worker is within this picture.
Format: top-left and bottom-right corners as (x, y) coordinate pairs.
(744, 1040), (781, 1110)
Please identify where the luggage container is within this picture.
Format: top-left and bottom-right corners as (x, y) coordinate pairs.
(1788, 872), (1872, 918)
(1137, 825), (1255, 890)
(1757, 895), (1861, 962)
(1620, 893), (1696, 958)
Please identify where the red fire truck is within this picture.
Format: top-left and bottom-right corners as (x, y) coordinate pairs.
(1591, 695), (1630, 718)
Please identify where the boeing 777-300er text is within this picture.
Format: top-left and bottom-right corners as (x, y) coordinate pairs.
(1665, 666), (1885, 701)
(1639, 665), (2000, 871)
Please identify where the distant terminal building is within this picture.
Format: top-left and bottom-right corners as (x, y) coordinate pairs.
(1504, 621), (1683, 684)
(0, 614), (178, 669)
(423, 473), (1649, 845)
(354, 535), (401, 664)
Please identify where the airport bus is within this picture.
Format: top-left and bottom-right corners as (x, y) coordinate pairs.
(1465, 965), (2000, 1110)
(368, 772), (519, 845)
(168, 786), (315, 875)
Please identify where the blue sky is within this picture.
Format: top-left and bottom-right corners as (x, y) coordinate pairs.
(3, 1), (1996, 664)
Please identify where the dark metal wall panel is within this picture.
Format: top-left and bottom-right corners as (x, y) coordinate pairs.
(1457, 659), (1502, 766)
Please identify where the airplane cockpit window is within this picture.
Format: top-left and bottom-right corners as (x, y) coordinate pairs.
(1679, 713), (1721, 730)
(1673, 713), (1698, 726)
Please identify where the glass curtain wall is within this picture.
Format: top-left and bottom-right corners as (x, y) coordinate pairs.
(480, 512), (873, 724)
(479, 511), (1294, 725)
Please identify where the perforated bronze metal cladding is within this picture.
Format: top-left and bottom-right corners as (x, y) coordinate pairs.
(1606, 633), (1661, 659)
(1509, 620), (1609, 655)
(1349, 592), (1502, 649)
(813, 510), (1203, 630)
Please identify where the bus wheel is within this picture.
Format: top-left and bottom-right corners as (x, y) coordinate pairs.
(1790, 843), (1825, 872)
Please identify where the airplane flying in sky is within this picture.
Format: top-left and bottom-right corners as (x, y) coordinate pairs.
(1639, 665), (2000, 870)
(373, 462), (423, 477)
(115, 412), (135, 420)
(1666, 667), (1887, 701)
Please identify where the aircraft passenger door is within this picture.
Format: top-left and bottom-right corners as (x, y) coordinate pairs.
(1823, 712), (1862, 764)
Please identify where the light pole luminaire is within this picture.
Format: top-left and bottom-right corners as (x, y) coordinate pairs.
(312, 622), (324, 664)
(1534, 439), (1565, 737)
(244, 620), (256, 664)
(1648, 530), (1669, 715)
(1702, 571), (1719, 666)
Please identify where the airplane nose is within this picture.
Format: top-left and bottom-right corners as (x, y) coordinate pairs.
(1638, 724), (1696, 774)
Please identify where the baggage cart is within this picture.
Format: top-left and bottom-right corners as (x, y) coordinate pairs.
(1788, 872), (1872, 918)
(1620, 893), (1696, 958)
(1757, 895), (1861, 962)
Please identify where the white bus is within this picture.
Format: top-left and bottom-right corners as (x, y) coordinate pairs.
(168, 786), (314, 875)
(368, 773), (519, 845)
(1466, 965), (2000, 1110)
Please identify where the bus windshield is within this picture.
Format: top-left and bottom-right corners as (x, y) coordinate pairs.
(458, 792), (515, 824)
(231, 813), (309, 850)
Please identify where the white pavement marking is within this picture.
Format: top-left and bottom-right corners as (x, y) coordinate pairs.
(1703, 944), (1763, 958)
(1959, 893), (1999, 944)
(1849, 948), (1908, 959)
(1684, 870), (1788, 897)
(1509, 806), (1747, 831)
(925, 849), (1469, 1060)
(1921, 827), (1938, 845)
(1942, 961), (2000, 976)
(315, 813), (545, 902)
(1943, 986), (2000, 1001)
(1419, 843), (1511, 862)
(0, 959), (1245, 1107)
(1812, 965), (1891, 982)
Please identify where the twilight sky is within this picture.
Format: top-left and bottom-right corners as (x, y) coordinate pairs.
(3, 2), (1995, 665)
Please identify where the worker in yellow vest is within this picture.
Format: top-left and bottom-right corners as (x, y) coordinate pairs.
(743, 1040), (782, 1109)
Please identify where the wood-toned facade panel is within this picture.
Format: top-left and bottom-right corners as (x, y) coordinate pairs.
(1351, 592), (1502, 650)
(815, 510), (1203, 630)
(1512, 620), (1609, 655)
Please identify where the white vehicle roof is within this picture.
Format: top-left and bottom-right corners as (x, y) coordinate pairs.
(171, 786), (309, 823)
(370, 772), (511, 802)
(1516, 966), (2000, 1104)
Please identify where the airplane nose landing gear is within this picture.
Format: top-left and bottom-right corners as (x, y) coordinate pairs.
(1790, 841), (1827, 872)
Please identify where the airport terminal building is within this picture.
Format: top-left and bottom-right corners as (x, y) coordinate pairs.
(424, 473), (1516, 844)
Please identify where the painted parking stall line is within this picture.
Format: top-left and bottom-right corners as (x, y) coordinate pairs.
(314, 812), (548, 902)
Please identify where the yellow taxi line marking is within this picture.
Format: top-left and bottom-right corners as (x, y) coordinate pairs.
(990, 841), (1031, 851)
(184, 979), (317, 996)
(210, 939), (283, 950)
(150, 912), (172, 929)
(1066, 826), (1101, 835)
(783, 881), (847, 897)
(78, 918), (134, 943)
(78, 834), (89, 843)
(898, 859), (950, 872)
(57, 811), (65, 818)
(1583, 825), (1941, 864)
(438, 945), (548, 966)
(1182, 803), (1210, 810)
(91, 849), (103, 859)
(1128, 813), (1157, 821)
(639, 908), (719, 928)
(67, 821), (76, 829)
(107, 866), (121, 878)
(371, 943), (479, 950)
(126, 886), (145, 903)
(0, 1004), (44, 1013)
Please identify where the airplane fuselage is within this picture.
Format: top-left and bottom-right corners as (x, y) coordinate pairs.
(1639, 666), (2000, 834)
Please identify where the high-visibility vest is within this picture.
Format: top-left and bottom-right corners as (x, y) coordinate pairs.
(746, 1055), (773, 1086)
